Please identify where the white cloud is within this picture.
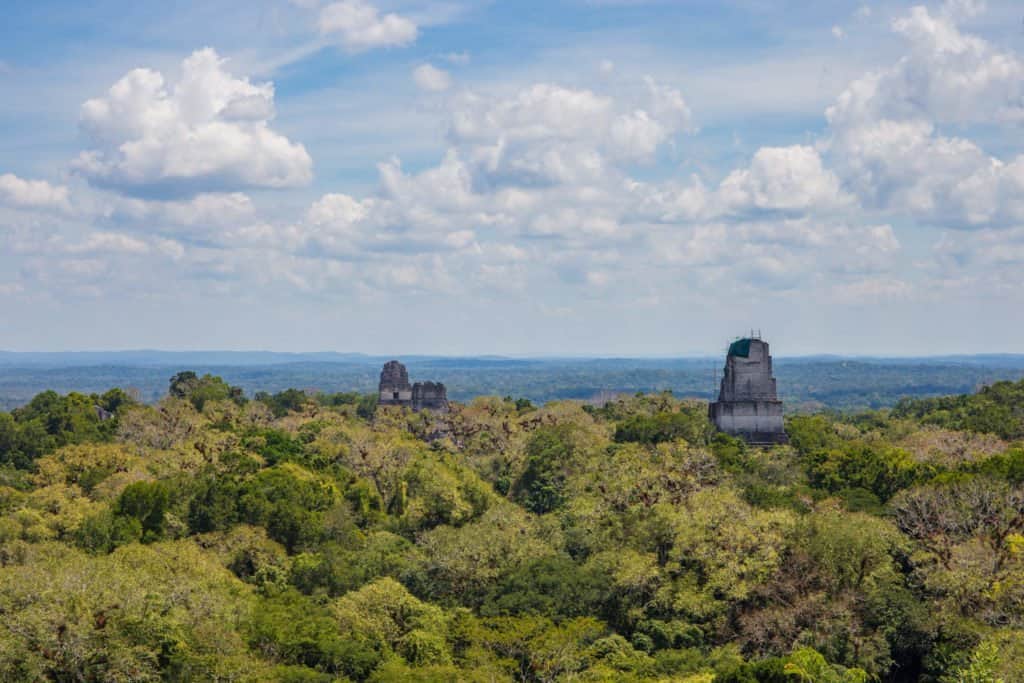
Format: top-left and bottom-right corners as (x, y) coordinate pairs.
(633, 145), (850, 223)
(378, 151), (478, 217)
(610, 111), (670, 162)
(827, 6), (1024, 130)
(830, 119), (1024, 227)
(718, 145), (851, 214)
(445, 51), (470, 65)
(823, 4), (1024, 228)
(231, 75), (693, 294)
(256, 67), (913, 301)
(832, 277), (913, 304)
(941, 0), (986, 21)
(448, 79), (692, 188)
(303, 192), (374, 253)
(106, 192), (257, 232)
(156, 238), (186, 260)
(451, 84), (614, 146)
(22, 14), (1014, 313)
(528, 207), (621, 239)
(444, 229), (476, 249)
(413, 64), (452, 92)
(308, 192), (371, 228)
(319, 0), (418, 53)
(71, 48), (312, 199)
(631, 175), (710, 223)
(0, 174), (70, 211)
(642, 76), (693, 132)
(934, 225), (1024, 271)
(58, 232), (151, 255)
(651, 218), (901, 294)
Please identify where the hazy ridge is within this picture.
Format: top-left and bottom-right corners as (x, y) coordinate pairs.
(2, 351), (1024, 411)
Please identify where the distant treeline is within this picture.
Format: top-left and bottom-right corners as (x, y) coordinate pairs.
(2, 357), (1024, 412)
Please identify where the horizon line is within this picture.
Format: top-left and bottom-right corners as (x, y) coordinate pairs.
(2, 348), (1024, 361)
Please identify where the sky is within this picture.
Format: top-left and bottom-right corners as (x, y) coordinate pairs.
(2, 0), (1024, 356)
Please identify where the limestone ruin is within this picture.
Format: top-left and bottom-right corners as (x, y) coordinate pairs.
(378, 360), (449, 412)
(708, 336), (788, 445)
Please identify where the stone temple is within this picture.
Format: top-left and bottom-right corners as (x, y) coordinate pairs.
(708, 336), (788, 445)
(378, 360), (449, 412)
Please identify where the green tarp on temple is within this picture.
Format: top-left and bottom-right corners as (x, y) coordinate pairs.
(728, 338), (753, 358)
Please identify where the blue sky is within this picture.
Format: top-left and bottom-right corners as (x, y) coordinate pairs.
(2, 0), (1024, 356)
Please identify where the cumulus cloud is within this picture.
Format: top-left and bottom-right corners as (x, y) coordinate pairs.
(56, 232), (151, 255)
(0, 173), (70, 211)
(718, 146), (851, 214)
(829, 5), (1024, 128)
(452, 84), (613, 146)
(934, 225), (1024, 271)
(824, 3), (1024, 227)
(631, 144), (851, 224)
(190, 77), (692, 295)
(319, 0), (418, 53)
(832, 277), (913, 304)
(308, 192), (372, 229)
(71, 48), (312, 199)
(106, 192), (257, 232)
(28, 17), (1012, 309)
(259, 67), (913, 300)
(448, 79), (692, 188)
(631, 188), (705, 230)
(90, 191), (262, 241)
(413, 64), (452, 92)
(651, 218), (901, 294)
(303, 192), (375, 254)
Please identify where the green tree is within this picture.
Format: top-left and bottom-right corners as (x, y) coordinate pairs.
(237, 464), (338, 552)
(257, 389), (311, 418)
(75, 509), (143, 553)
(170, 371), (245, 410)
(514, 424), (579, 514)
(613, 408), (712, 446)
(115, 480), (172, 542)
(480, 555), (610, 618)
(784, 648), (869, 682)
(248, 589), (379, 678)
(941, 642), (1005, 683)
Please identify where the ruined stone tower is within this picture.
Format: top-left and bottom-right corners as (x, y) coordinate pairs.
(708, 337), (788, 445)
(379, 360), (413, 405)
(378, 361), (449, 412)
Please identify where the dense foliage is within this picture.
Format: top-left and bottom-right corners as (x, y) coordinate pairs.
(2, 377), (1024, 680)
(893, 379), (1024, 441)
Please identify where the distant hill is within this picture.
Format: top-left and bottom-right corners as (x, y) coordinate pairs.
(0, 350), (378, 367)
(2, 351), (1024, 412)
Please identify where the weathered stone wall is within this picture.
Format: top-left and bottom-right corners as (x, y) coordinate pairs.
(708, 400), (787, 445)
(412, 381), (449, 412)
(381, 388), (413, 403)
(377, 361), (448, 412)
(710, 338), (788, 445)
(379, 360), (413, 404)
(718, 340), (779, 402)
